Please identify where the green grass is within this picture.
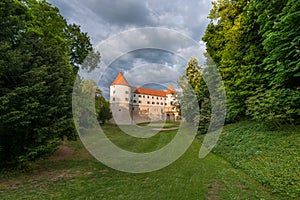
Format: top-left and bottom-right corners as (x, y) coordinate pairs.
(208, 121), (300, 199)
(0, 123), (279, 199)
(137, 121), (180, 128)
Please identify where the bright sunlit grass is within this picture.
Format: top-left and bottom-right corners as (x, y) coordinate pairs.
(0, 123), (279, 200)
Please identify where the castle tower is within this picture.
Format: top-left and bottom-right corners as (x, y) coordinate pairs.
(110, 72), (132, 124)
(166, 85), (175, 104)
(166, 85), (179, 121)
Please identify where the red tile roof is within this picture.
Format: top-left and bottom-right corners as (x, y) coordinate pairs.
(134, 87), (168, 97)
(111, 72), (176, 97)
(111, 72), (130, 86)
(166, 85), (175, 94)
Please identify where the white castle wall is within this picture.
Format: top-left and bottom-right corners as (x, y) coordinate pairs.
(110, 85), (132, 124)
(109, 84), (179, 124)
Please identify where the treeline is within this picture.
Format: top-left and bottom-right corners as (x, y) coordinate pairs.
(0, 0), (100, 164)
(184, 0), (300, 131)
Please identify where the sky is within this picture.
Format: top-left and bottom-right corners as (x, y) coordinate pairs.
(47, 0), (213, 98)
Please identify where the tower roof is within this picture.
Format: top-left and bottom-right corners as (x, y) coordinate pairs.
(111, 72), (130, 86)
(167, 84), (175, 94)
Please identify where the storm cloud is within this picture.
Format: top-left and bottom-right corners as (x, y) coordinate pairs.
(47, 0), (213, 98)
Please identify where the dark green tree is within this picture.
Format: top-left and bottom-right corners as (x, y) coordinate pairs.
(97, 100), (112, 125)
(245, 0), (300, 125)
(203, 0), (300, 125)
(94, 84), (112, 125)
(180, 57), (211, 134)
(0, 0), (98, 163)
(203, 0), (258, 122)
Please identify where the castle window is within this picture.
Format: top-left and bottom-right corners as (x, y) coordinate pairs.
(132, 107), (134, 111)
(165, 103), (167, 105)
(143, 95), (145, 98)
(134, 94), (136, 97)
(152, 97), (154, 99)
(125, 98), (129, 101)
(161, 97), (162, 100)
(139, 101), (141, 103)
(147, 101), (150, 104)
(157, 97), (159, 100)
(113, 90), (116, 94)
(113, 98), (115, 101)
(152, 102), (155, 105)
(133, 100), (137, 103)
(125, 91), (129, 94)
(156, 102), (159, 105)
(139, 95), (141, 97)
(161, 103), (163, 105)
(147, 96), (149, 98)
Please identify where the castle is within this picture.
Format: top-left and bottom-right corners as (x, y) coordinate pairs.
(110, 72), (180, 124)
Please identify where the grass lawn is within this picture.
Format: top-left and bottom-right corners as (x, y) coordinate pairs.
(0, 123), (280, 200)
(137, 121), (180, 128)
(208, 121), (300, 199)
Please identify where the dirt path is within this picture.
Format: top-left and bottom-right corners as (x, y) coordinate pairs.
(49, 142), (75, 161)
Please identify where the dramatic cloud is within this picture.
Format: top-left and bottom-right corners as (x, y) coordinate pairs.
(47, 0), (213, 98)
(97, 49), (185, 92)
(48, 0), (212, 41)
(84, 0), (155, 26)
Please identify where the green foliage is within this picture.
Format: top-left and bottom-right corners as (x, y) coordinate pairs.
(180, 57), (211, 134)
(203, 0), (260, 122)
(246, 88), (300, 127)
(73, 80), (112, 127)
(94, 83), (112, 125)
(260, 0), (300, 89)
(210, 121), (300, 199)
(0, 0), (97, 163)
(179, 77), (200, 125)
(97, 100), (112, 125)
(0, 124), (278, 199)
(203, 0), (300, 124)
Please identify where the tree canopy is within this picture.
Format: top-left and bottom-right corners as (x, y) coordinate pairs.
(0, 0), (99, 163)
(202, 0), (300, 125)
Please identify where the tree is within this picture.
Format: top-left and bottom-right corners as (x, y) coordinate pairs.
(245, 0), (300, 125)
(203, 0), (300, 125)
(0, 0), (98, 163)
(203, 0), (258, 122)
(97, 100), (112, 125)
(94, 84), (112, 125)
(74, 80), (112, 127)
(180, 57), (211, 134)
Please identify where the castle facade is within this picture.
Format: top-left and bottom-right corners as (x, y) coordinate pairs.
(110, 72), (179, 124)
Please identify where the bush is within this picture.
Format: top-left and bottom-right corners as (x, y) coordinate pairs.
(246, 88), (300, 127)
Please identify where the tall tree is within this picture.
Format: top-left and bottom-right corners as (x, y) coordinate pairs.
(203, 0), (256, 122)
(0, 0), (99, 163)
(245, 0), (300, 125)
(180, 57), (211, 134)
(203, 0), (300, 125)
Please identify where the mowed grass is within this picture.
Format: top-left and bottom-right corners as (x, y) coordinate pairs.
(137, 121), (180, 128)
(209, 121), (300, 199)
(0, 123), (279, 200)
